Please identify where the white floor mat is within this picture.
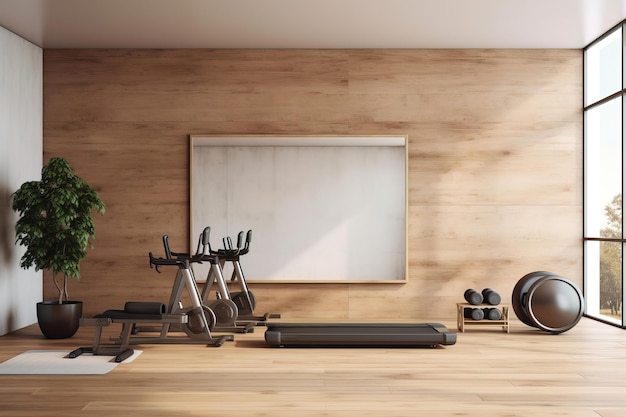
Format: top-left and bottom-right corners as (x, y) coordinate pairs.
(0, 349), (142, 375)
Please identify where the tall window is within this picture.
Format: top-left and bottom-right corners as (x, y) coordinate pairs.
(584, 23), (625, 327)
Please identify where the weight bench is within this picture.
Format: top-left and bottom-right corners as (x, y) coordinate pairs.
(69, 310), (188, 362)
(70, 302), (232, 363)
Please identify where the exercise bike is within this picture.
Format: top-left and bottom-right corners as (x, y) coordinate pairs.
(70, 228), (233, 362)
(164, 227), (255, 333)
(201, 229), (280, 323)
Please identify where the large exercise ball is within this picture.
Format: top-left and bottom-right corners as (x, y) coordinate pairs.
(512, 271), (584, 334)
(512, 271), (555, 328)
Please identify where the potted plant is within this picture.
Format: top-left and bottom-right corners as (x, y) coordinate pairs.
(12, 157), (105, 338)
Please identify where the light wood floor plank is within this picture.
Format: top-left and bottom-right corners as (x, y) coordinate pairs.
(0, 317), (625, 416)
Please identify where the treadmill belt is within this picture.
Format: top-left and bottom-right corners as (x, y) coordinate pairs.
(264, 322), (456, 347)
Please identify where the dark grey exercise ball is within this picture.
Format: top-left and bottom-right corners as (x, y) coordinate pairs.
(512, 271), (584, 334)
(512, 271), (556, 328)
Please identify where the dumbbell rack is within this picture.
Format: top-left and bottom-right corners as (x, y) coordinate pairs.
(456, 303), (510, 333)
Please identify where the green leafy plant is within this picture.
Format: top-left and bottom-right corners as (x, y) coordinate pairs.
(12, 157), (105, 304)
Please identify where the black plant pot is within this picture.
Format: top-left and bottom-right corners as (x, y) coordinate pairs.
(36, 301), (82, 339)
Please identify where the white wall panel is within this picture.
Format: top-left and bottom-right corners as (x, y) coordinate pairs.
(0, 26), (42, 335)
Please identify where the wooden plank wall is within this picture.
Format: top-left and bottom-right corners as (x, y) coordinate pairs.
(42, 49), (582, 321)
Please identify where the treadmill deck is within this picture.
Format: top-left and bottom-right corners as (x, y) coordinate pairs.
(264, 322), (456, 347)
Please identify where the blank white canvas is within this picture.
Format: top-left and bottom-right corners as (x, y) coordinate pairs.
(192, 139), (405, 282)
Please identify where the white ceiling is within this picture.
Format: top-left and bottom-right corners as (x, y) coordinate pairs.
(0, 0), (625, 49)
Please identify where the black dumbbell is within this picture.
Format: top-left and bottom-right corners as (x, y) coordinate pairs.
(464, 308), (485, 320)
(464, 289), (483, 305)
(482, 288), (501, 305)
(482, 307), (501, 320)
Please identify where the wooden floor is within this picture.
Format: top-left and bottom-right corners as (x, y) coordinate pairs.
(0, 317), (625, 417)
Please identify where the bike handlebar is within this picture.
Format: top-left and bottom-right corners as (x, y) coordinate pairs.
(149, 227), (211, 272)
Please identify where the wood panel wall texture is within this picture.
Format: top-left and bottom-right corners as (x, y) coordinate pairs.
(43, 49), (582, 320)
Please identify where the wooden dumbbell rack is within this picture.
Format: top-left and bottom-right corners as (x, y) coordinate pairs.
(456, 303), (510, 333)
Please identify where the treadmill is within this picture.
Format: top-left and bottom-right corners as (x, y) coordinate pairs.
(264, 322), (456, 348)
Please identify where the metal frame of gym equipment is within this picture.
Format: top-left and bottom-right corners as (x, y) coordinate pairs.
(200, 229), (280, 323)
(163, 230), (256, 333)
(70, 229), (234, 362)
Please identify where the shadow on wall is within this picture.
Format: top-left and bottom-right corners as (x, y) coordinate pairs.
(0, 183), (17, 332)
(0, 184), (15, 266)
